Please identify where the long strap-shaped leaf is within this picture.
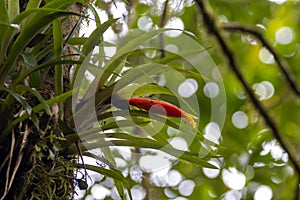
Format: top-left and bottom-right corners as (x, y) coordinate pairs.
(0, 87), (39, 129)
(0, 0), (9, 23)
(96, 29), (174, 90)
(7, 0), (19, 21)
(0, 90), (73, 145)
(71, 163), (132, 200)
(0, 9), (81, 85)
(71, 18), (119, 89)
(73, 136), (216, 169)
(13, 59), (81, 84)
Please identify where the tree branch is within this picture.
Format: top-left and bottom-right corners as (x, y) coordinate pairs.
(223, 23), (300, 97)
(195, 0), (300, 198)
(159, 0), (169, 58)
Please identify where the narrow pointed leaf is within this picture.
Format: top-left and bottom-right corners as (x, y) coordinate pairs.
(0, 0), (9, 23)
(0, 90), (73, 144)
(1, 10), (80, 85)
(1, 87), (39, 129)
(8, 0), (19, 21)
(82, 18), (118, 55)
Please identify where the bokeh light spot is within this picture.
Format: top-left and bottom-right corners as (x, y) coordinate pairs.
(115, 157), (127, 168)
(178, 78), (198, 98)
(138, 16), (153, 31)
(178, 180), (195, 196)
(139, 155), (171, 173)
(167, 126), (182, 137)
(254, 185), (273, 200)
(204, 122), (221, 144)
(232, 111), (248, 129)
(259, 47), (274, 64)
(164, 188), (177, 198)
(203, 159), (220, 178)
(174, 197), (188, 200)
(203, 82), (219, 98)
(222, 167), (246, 190)
(104, 46), (117, 58)
(253, 81), (275, 100)
(130, 165), (143, 183)
(110, 1), (128, 18)
(168, 137), (188, 151)
(261, 140), (286, 161)
(164, 17), (184, 37)
(222, 190), (242, 200)
(92, 184), (111, 199)
(131, 185), (146, 200)
(269, 0), (286, 4)
(165, 44), (179, 53)
(167, 170), (183, 186)
(275, 26), (294, 45)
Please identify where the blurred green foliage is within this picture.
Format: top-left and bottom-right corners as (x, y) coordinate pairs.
(78, 0), (300, 199)
(1, 0), (300, 200)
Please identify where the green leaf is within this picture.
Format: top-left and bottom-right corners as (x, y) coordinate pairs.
(0, 22), (19, 29)
(107, 57), (126, 84)
(71, 18), (119, 91)
(0, 90), (73, 144)
(115, 180), (127, 200)
(1, 87), (39, 129)
(72, 163), (132, 199)
(21, 52), (38, 67)
(13, 59), (82, 84)
(0, 9), (81, 85)
(67, 37), (88, 45)
(86, 3), (101, 27)
(73, 163), (126, 182)
(0, 23), (19, 64)
(21, 52), (41, 88)
(25, 0), (42, 10)
(0, 0), (9, 23)
(78, 136), (216, 169)
(118, 83), (175, 99)
(7, 0), (19, 21)
(82, 152), (116, 169)
(12, 8), (80, 24)
(79, 108), (202, 141)
(43, 0), (82, 9)
(97, 29), (174, 89)
(101, 145), (118, 171)
(53, 19), (63, 56)
(67, 38), (116, 46)
(53, 18), (64, 118)
(15, 84), (51, 115)
(82, 18), (119, 55)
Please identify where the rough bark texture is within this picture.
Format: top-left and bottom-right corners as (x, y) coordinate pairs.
(0, 1), (83, 199)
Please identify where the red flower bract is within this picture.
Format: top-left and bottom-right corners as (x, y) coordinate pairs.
(128, 97), (197, 128)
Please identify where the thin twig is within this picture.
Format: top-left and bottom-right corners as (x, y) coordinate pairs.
(8, 125), (30, 191)
(223, 23), (300, 97)
(1, 122), (32, 200)
(195, 0), (300, 199)
(159, 0), (169, 58)
(0, 153), (10, 172)
(160, 0), (169, 28)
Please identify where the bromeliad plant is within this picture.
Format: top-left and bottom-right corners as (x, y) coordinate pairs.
(128, 97), (197, 128)
(0, 0), (217, 199)
(0, 1), (89, 199)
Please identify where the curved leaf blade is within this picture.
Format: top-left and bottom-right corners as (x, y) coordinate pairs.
(1, 87), (39, 129)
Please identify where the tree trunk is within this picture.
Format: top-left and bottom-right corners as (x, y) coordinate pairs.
(0, 1), (83, 199)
